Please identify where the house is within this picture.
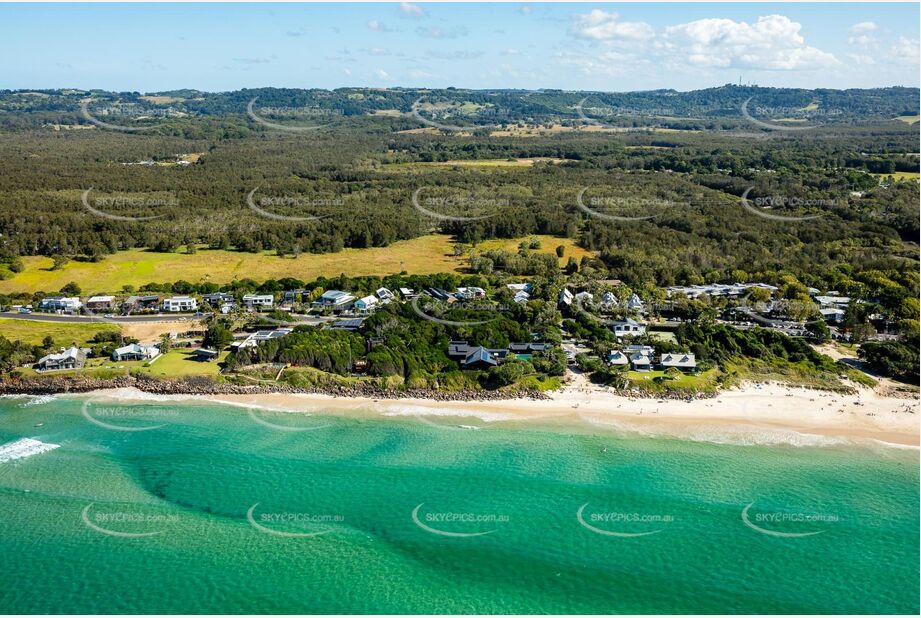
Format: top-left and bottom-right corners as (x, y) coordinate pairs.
(123, 295), (160, 314)
(627, 293), (645, 311)
(399, 287), (417, 300)
(111, 343), (159, 362)
(329, 318), (363, 331)
(607, 350), (629, 366)
(85, 295), (115, 311)
(461, 346), (499, 370)
(625, 344), (655, 356)
(558, 288), (574, 306)
(35, 346), (86, 371)
(820, 307), (846, 323)
(506, 282), (533, 293)
(281, 290), (309, 305)
(220, 302), (236, 314)
(424, 287), (453, 302)
(354, 295), (379, 312)
(574, 291), (594, 305)
(162, 296), (198, 312)
(660, 352), (697, 371)
(629, 351), (652, 371)
(202, 292), (235, 307)
(313, 290), (355, 308)
(455, 286), (486, 300)
(38, 296), (82, 314)
(375, 288), (395, 303)
(513, 290), (531, 304)
(612, 318), (646, 338)
(814, 294), (851, 309)
(601, 292), (618, 308)
(193, 348), (219, 362)
(242, 294), (274, 310)
(508, 342), (550, 358)
(231, 328), (293, 351)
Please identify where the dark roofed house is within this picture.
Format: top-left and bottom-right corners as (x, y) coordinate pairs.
(462, 346), (499, 370)
(193, 348), (219, 362)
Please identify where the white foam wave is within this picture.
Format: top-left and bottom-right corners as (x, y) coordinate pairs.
(381, 404), (517, 423)
(0, 438), (60, 463)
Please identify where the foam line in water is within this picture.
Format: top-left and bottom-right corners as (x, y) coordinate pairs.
(0, 438), (60, 463)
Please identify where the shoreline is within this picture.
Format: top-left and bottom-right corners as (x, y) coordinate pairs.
(19, 377), (916, 449)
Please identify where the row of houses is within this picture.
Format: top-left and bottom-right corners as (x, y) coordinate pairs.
(607, 345), (697, 372)
(559, 288), (645, 311)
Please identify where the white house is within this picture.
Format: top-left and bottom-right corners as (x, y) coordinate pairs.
(601, 292), (618, 308)
(558, 288), (574, 306)
(574, 291), (594, 305)
(629, 351), (651, 371)
(820, 307), (846, 323)
(162, 296), (198, 312)
(242, 294), (274, 310)
(85, 295), (115, 311)
(506, 283), (532, 293)
(456, 287), (486, 299)
(660, 352), (697, 371)
(513, 290), (531, 304)
(38, 296), (82, 314)
(112, 343), (160, 362)
(376, 288), (395, 303)
(313, 290), (355, 308)
(612, 318), (646, 338)
(354, 295), (379, 312)
(627, 293), (645, 311)
(399, 287), (417, 299)
(607, 350), (629, 366)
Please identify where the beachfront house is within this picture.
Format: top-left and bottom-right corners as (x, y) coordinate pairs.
(660, 352), (697, 372)
(312, 290), (356, 309)
(85, 295), (115, 311)
(35, 346), (86, 371)
(37, 296), (82, 314)
(230, 328), (293, 351)
(242, 294), (274, 310)
(354, 295), (379, 313)
(111, 343), (160, 362)
(162, 296), (198, 313)
(629, 351), (652, 371)
(611, 318), (646, 338)
(607, 350), (629, 366)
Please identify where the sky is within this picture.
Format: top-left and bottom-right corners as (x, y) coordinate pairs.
(1, 2), (918, 92)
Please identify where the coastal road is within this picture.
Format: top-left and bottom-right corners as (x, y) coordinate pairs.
(0, 312), (200, 324)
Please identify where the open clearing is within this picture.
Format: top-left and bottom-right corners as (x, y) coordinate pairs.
(0, 318), (118, 346)
(873, 171), (920, 182)
(0, 234), (591, 293)
(385, 157), (572, 169)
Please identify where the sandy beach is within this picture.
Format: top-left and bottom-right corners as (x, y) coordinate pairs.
(96, 379), (919, 448)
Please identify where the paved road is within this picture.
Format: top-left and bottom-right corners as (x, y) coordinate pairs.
(0, 312), (201, 324)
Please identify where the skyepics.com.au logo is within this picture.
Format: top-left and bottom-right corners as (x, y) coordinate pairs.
(741, 502), (838, 538)
(410, 97), (479, 132)
(740, 97), (842, 132)
(246, 97), (340, 132)
(246, 186), (339, 222)
(80, 98), (181, 133)
(574, 97), (675, 128)
(411, 187), (508, 222)
(81, 503), (179, 538)
(576, 503), (673, 538)
(735, 288), (826, 331)
(576, 187), (673, 222)
(81, 188), (176, 222)
(411, 503), (508, 538)
(410, 295), (505, 327)
(246, 503), (344, 538)
(740, 187), (828, 223)
(81, 399), (180, 432)
(245, 406), (332, 433)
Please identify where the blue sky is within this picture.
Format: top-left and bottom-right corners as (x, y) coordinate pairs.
(1, 3), (918, 92)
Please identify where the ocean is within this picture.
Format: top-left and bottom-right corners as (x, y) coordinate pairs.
(0, 394), (917, 614)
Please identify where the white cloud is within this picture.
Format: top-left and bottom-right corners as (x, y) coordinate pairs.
(400, 3), (425, 19)
(520, 4), (532, 16)
(662, 15), (839, 70)
(416, 26), (468, 40)
(375, 68), (390, 79)
(569, 10), (654, 42)
(367, 20), (394, 33)
(891, 37), (920, 65)
(848, 21), (879, 46)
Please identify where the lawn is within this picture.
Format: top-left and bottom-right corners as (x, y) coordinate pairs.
(0, 234), (593, 294)
(625, 368), (719, 393)
(872, 171), (920, 182)
(0, 317), (119, 346)
(136, 348), (228, 378)
(475, 236), (592, 265)
(896, 115), (919, 124)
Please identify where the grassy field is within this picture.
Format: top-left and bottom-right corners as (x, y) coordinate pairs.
(0, 317), (118, 346)
(625, 368), (719, 393)
(476, 236), (592, 265)
(0, 234), (590, 294)
(896, 114), (920, 124)
(873, 171), (920, 182)
(385, 157), (571, 169)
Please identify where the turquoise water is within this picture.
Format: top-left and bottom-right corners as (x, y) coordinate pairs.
(0, 395), (917, 614)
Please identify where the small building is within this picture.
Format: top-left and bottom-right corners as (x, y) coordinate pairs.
(461, 346), (499, 370)
(607, 350), (629, 366)
(231, 328), (293, 351)
(612, 318), (646, 338)
(193, 348), (219, 362)
(574, 291), (594, 305)
(375, 288), (395, 303)
(558, 288), (574, 306)
(162, 296), (198, 312)
(313, 290), (356, 308)
(629, 351), (651, 371)
(85, 295), (115, 311)
(506, 282), (533, 293)
(354, 295), (379, 312)
(123, 294), (160, 314)
(36, 346), (86, 371)
(455, 286), (486, 300)
(242, 294), (274, 310)
(627, 293), (645, 311)
(112, 343), (159, 362)
(814, 294), (851, 309)
(513, 290), (531, 304)
(399, 287), (417, 300)
(424, 287), (453, 302)
(820, 307), (846, 323)
(601, 292), (618, 308)
(202, 292), (235, 307)
(281, 290), (309, 305)
(329, 318), (363, 331)
(38, 296), (82, 314)
(660, 352), (697, 371)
